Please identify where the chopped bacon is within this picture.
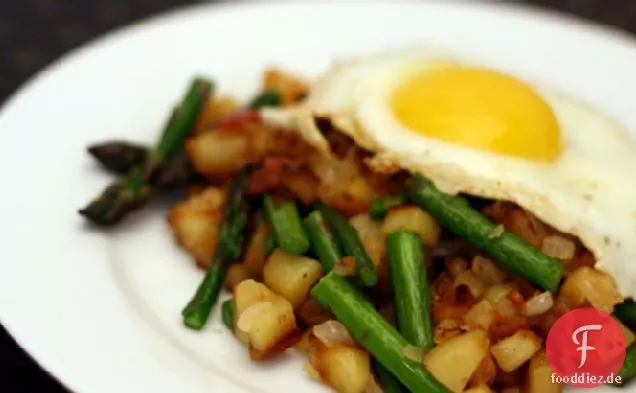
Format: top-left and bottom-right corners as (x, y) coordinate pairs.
(216, 109), (261, 132)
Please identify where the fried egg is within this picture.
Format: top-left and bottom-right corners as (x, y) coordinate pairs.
(261, 49), (636, 299)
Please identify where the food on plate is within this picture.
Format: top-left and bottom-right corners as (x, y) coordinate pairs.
(79, 50), (636, 393)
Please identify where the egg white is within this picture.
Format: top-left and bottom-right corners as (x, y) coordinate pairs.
(261, 49), (636, 299)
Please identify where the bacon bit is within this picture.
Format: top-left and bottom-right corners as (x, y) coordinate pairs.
(507, 290), (526, 308)
(577, 251), (596, 268)
(215, 109), (261, 132)
(247, 167), (283, 195)
(490, 315), (529, 342)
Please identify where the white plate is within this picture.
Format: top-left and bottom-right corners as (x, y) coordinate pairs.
(1, 1), (636, 392)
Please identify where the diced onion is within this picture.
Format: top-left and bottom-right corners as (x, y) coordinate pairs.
(541, 235), (576, 260)
(522, 291), (554, 317)
(312, 320), (356, 348)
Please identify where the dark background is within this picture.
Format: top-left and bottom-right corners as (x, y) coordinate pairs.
(0, 0), (635, 391)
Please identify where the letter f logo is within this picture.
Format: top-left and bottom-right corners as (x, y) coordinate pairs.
(572, 324), (602, 368)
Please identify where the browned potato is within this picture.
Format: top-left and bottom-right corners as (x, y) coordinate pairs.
(186, 131), (250, 179)
(471, 256), (506, 286)
(423, 329), (490, 393)
(524, 350), (562, 393)
(349, 214), (387, 283)
(233, 280), (279, 345)
(433, 318), (463, 345)
(243, 217), (270, 274)
(193, 95), (239, 134)
(490, 329), (542, 372)
(263, 249), (324, 308)
(558, 266), (623, 313)
(382, 205), (441, 247)
(310, 346), (371, 393)
(167, 187), (225, 266)
(464, 300), (497, 330)
(469, 353), (497, 388)
(454, 270), (486, 299)
(224, 264), (256, 291)
(234, 280), (300, 360)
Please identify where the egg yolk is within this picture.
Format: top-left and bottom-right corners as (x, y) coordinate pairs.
(391, 67), (562, 161)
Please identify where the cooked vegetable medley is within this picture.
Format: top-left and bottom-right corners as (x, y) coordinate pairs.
(79, 70), (636, 393)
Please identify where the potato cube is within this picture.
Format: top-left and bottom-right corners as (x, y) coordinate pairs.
(465, 300), (497, 330)
(263, 249), (324, 308)
(349, 214), (386, 279)
(186, 131), (250, 178)
(224, 264), (255, 291)
(167, 187), (225, 265)
(311, 346), (371, 393)
(524, 350), (562, 393)
(423, 329), (490, 392)
(558, 267), (623, 313)
(469, 353), (497, 387)
(233, 280), (278, 346)
(490, 329), (542, 372)
(382, 205), (441, 247)
(243, 218), (270, 274)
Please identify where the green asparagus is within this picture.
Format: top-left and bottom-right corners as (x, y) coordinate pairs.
(79, 78), (212, 225)
(264, 195), (310, 255)
(369, 195), (405, 219)
(619, 342), (636, 384)
(311, 273), (449, 393)
(182, 166), (251, 330)
(406, 174), (564, 292)
(615, 301), (636, 330)
(387, 231), (434, 349)
(88, 141), (147, 175)
(249, 90), (282, 109)
(373, 360), (408, 393)
(319, 205), (378, 287)
(303, 211), (342, 272)
(221, 299), (235, 330)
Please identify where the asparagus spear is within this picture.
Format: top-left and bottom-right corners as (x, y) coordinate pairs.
(615, 301), (636, 330)
(318, 205), (378, 287)
(406, 174), (564, 292)
(263, 195), (310, 255)
(387, 231), (434, 349)
(311, 272), (449, 393)
(369, 195), (405, 219)
(182, 166), (251, 330)
(88, 141), (147, 175)
(373, 360), (408, 393)
(619, 342), (636, 385)
(221, 299), (235, 330)
(79, 78), (212, 225)
(303, 211), (343, 272)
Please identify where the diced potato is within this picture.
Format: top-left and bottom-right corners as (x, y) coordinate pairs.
(295, 329), (313, 354)
(224, 264), (256, 291)
(238, 296), (301, 360)
(382, 205), (441, 247)
(423, 329), (490, 393)
(469, 353), (497, 387)
(433, 301), (474, 324)
(349, 214), (387, 282)
(484, 284), (517, 318)
(193, 95), (239, 134)
(243, 217), (270, 274)
(490, 329), (542, 372)
(524, 350), (562, 393)
(186, 131), (250, 178)
(465, 300), (497, 330)
(558, 266), (623, 313)
(281, 169), (319, 206)
(471, 256), (506, 286)
(463, 385), (494, 393)
(454, 270), (486, 299)
(233, 280), (279, 346)
(434, 318), (463, 345)
(446, 258), (468, 278)
(263, 249), (324, 308)
(327, 176), (374, 217)
(167, 187), (225, 266)
(297, 298), (331, 326)
(311, 346), (371, 393)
